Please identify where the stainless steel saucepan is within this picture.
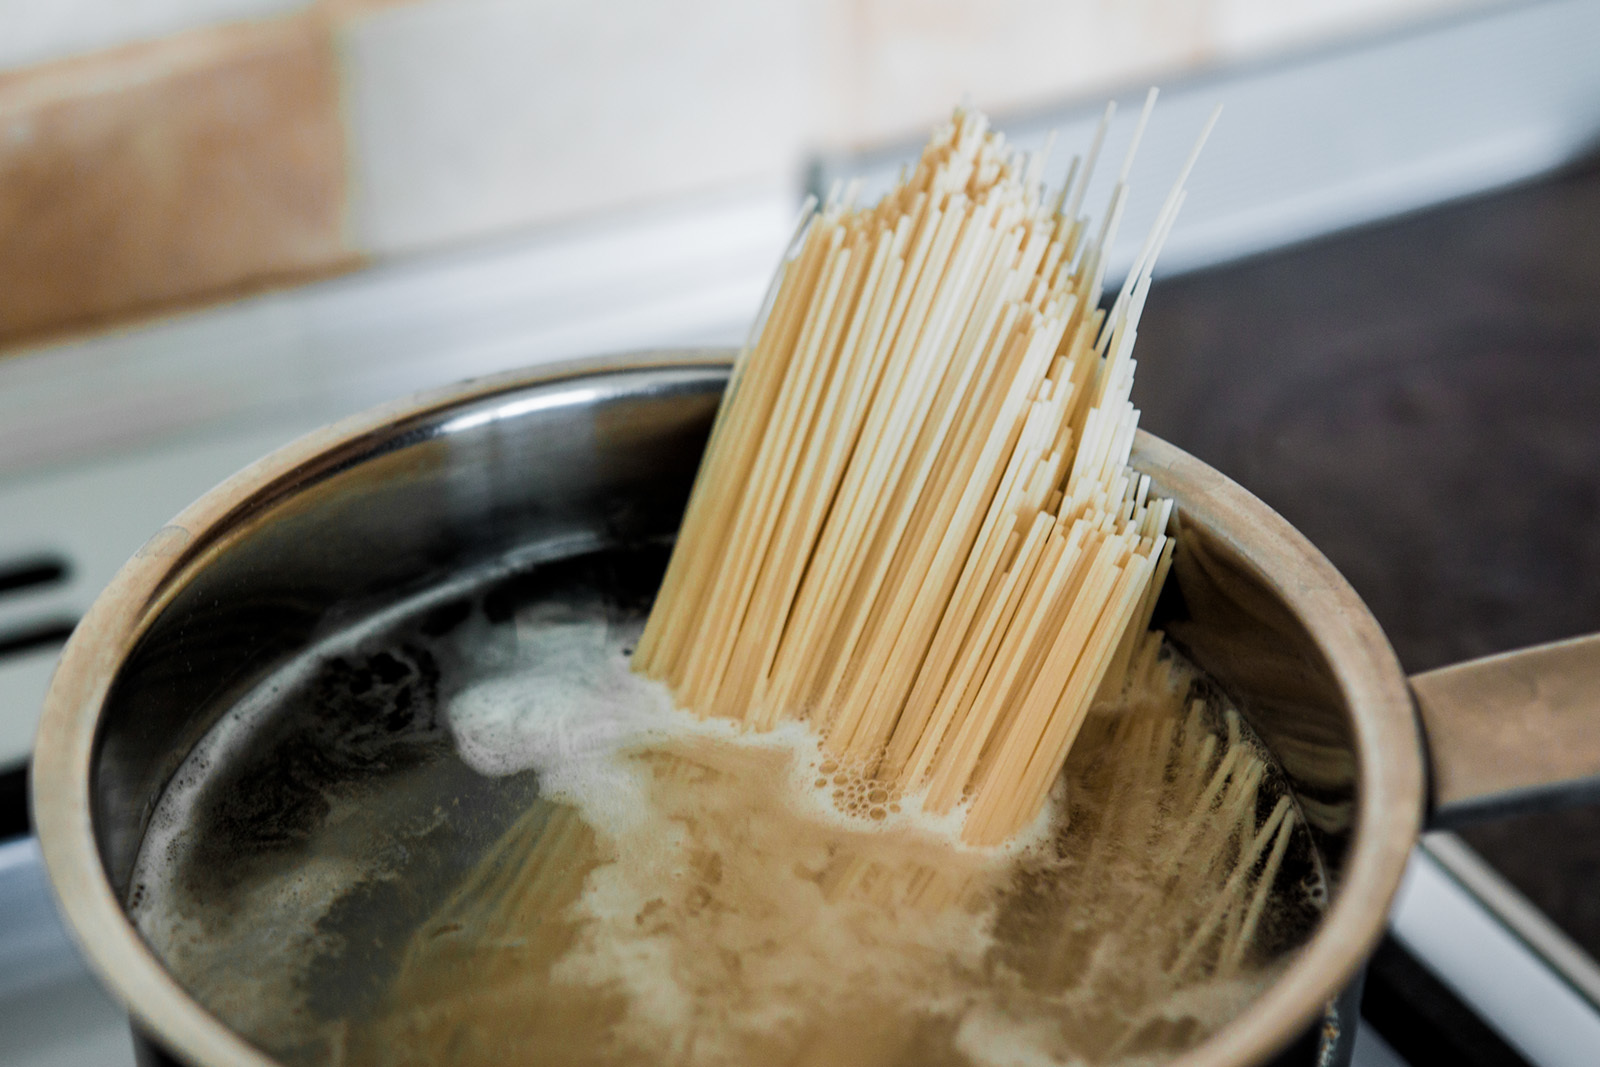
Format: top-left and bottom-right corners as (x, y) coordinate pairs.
(30, 351), (1600, 1067)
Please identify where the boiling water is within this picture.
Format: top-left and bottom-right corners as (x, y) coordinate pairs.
(129, 544), (1325, 1067)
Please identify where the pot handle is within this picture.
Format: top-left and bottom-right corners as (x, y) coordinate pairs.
(1412, 632), (1600, 828)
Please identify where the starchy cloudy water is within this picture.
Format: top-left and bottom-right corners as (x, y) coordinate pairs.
(129, 546), (1324, 1067)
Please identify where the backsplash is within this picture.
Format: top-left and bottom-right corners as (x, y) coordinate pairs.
(0, 18), (352, 343)
(0, 0), (1484, 351)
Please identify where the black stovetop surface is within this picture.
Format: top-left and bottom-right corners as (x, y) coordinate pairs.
(1133, 157), (1600, 970)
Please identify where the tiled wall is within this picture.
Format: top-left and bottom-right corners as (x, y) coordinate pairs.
(0, 0), (1481, 351)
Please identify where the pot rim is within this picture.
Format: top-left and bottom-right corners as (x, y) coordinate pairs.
(30, 349), (1424, 1067)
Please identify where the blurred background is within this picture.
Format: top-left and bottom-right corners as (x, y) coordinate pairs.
(0, 0), (1484, 352)
(4, 2), (1600, 1066)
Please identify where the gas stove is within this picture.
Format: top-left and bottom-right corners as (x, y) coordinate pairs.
(5, 3), (1600, 1064)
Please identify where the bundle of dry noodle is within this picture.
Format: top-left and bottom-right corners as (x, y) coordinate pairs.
(635, 98), (1212, 844)
(337, 106), (1327, 1067)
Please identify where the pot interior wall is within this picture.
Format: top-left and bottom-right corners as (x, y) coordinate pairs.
(92, 365), (721, 894)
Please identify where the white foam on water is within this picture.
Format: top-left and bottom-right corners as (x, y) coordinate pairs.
(445, 592), (1060, 861)
(447, 598), (679, 842)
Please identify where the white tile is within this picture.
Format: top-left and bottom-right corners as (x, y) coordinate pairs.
(832, 0), (1215, 145)
(1212, 0), (1485, 59)
(342, 0), (817, 255)
(0, 0), (309, 72)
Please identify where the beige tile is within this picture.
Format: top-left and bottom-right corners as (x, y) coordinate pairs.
(0, 17), (356, 347)
(341, 0), (819, 255)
